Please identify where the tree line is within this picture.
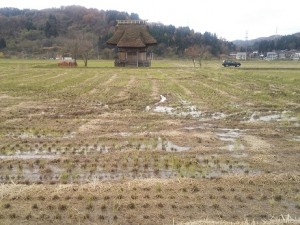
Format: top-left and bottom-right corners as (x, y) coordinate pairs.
(0, 6), (238, 60)
(253, 34), (300, 53)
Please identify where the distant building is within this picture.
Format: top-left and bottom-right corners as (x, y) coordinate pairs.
(106, 20), (157, 67)
(265, 52), (278, 60)
(278, 51), (286, 60)
(236, 52), (247, 60)
(55, 54), (63, 60)
(291, 52), (300, 61)
(229, 53), (237, 59)
(249, 51), (259, 59)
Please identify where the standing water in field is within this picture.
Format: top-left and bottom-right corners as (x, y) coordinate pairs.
(217, 128), (244, 152)
(248, 111), (298, 123)
(146, 95), (203, 118)
(157, 137), (190, 152)
(146, 95), (228, 121)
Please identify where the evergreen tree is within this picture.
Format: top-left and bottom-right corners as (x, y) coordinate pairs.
(45, 14), (58, 38)
(0, 38), (6, 49)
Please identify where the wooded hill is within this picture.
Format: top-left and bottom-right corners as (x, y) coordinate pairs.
(253, 33), (300, 53)
(0, 6), (236, 59)
(233, 33), (300, 53)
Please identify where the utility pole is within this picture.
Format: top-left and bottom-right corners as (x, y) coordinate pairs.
(245, 31), (248, 60)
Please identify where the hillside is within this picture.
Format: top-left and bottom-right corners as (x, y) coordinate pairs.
(0, 6), (235, 59)
(233, 33), (300, 53)
(233, 35), (282, 47)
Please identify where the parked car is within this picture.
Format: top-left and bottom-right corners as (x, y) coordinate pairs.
(222, 60), (241, 67)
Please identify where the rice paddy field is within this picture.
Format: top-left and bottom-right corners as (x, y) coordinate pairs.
(0, 59), (299, 224)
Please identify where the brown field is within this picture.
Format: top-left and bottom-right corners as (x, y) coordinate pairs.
(0, 59), (299, 224)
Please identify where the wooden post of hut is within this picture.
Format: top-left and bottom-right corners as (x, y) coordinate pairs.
(106, 20), (157, 67)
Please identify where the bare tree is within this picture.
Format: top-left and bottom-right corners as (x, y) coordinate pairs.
(78, 33), (95, 67)
(65, 33), (95, 67)
(185, 45), (209, 68)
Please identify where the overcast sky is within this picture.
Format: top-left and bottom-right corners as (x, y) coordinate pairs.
(1, 0), (299, 41)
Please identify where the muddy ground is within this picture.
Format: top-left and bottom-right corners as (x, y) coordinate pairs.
(0, 60), (299, 224)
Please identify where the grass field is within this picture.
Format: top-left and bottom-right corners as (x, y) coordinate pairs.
(0, 59), (299, 224)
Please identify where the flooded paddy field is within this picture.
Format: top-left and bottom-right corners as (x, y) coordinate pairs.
(0, 59), (299, 224)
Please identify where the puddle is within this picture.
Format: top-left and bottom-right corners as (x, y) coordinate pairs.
(146, 95), (203, 118)
(0, 163), (189, 184)
(153, 106), (175, 114)
(158, 95), (167, 104)
(63, 132), (76, 139)
(179, 106), (203, 118)
(0, 143), (111, 159)
(114, 132), (133, 137)
(196, 156), (258, 178)
(18, 132), (36, 139)
(0, 153), (58, 160)
(182, 123), (215, 131)
(288, 136), (300, 142)
(183, 125), (206, 130)
(72, 145), (109, 154)
(217, 129), (240, 142)
(248, 111), (298, 123)
(212, 112), (226, 119)
(7, 131), (77, 139)
(227, 143), (245, 152)
(147, 95), (228, 121)
(217, 129), (245, 152)
(146, 95), (167, 111)
(158, 137), (190, 152)
(153, 104), (203, 118)
(164, 141), (190, 152)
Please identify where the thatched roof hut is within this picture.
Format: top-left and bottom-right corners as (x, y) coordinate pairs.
(106, 20), (157, 67)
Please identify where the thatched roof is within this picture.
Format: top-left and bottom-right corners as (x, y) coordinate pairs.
(106, 20), (157, 48)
